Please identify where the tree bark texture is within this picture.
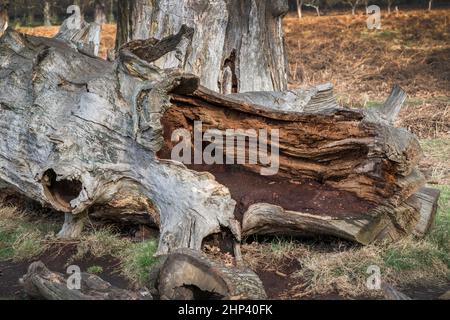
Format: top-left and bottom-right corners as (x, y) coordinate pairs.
(115, 0), (289, 93)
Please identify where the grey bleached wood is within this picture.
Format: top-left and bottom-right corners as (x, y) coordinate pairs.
(380, 84), (407, 124)
(157, 248), (267, 300)
(115, 0), (289, 93)
(242, 196), (421, 245)
(381, 283), (412, 300)
(0, 29), (240, 255)
(21, 261), (145, 300)
(57, 211), (88, 239)
(55, 16), (102, 57)
(414, 187), (440, 237)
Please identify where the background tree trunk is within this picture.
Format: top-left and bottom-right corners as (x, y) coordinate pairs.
(0, 1), (8, 35)
(108, 0), (115, 23)
(388, 0), (393, 14)
(296, 0), (303, 20)
(115, 0), (289, 93)
(43, 1), (51, 26)
(95, 2), (107, 25)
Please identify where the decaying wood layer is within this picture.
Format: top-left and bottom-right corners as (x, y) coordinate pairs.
(116, 0), (289, 93)
(157, 248), (267, 300)
(0, 24), (433, 254)
(162, 84), (427, 242)
(21, 261), (146, 300)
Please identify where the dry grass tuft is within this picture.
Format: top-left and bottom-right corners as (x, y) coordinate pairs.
(0, 205), (58, 261)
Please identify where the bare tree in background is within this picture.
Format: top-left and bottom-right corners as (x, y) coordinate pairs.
(94, 0), (107, 24)
(363, 0), (369, 14)
(428, 0), (433, 11)
(345, 0), (361, 15)
(304, 0), (321, 16)
(107, 0), (115, 23)
(387, 0), (395, 14)
(43, 1), (52, 26)
(0, 0), (8, 33)
(296, 0), (304, 20)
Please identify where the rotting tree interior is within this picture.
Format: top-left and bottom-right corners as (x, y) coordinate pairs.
(42, 169), (83, 213)
(157, 92), (384, 223)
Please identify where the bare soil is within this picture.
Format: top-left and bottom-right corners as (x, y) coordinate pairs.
(188, 164), (374, 221)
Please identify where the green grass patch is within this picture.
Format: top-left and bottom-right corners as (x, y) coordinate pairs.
(427, 185), (450, 259)
(87, 265), (104, 274)
(121, 240), (158, 285)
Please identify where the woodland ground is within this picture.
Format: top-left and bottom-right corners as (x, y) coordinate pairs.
(0, 9), (448, 300)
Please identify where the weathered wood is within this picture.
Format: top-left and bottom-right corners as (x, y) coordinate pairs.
(439, 290), (450, 300)
(161, 84), (426, 243)
(55, 15), (102, 57)
(0, 2), (7, 37)
(115, 0), (289, 93)
(158, 249), (267, 300)
(381, 283), (412, 300)
(380, 84), (407, 124)
(0, 25), (430, 253)
(21, 261), (146, 300)
(414, 187), (440, 237)
(57, 211), (88, 239)
(0, 29), (240, 254)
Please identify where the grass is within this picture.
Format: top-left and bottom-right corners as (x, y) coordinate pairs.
(121, 240), (159, 284)
(87, 265), (104, 274)
(73, 227), (159, 285)
(0, 206), (58, 262)
(0, 206), (159, 286)
(420, 139), (450, 163)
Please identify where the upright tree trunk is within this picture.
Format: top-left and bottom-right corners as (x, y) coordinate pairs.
(428, 0), (433, 11)
(95, 3), (107, 25)
(115, 0), (289, 94)
(314, 5), (320, 16)
(296, 0), (303, 20)
(108, 0), (115, 23)
(43, 1), (52, 26)
(352, 6), (356, 15)
(0, 1), (8, 35)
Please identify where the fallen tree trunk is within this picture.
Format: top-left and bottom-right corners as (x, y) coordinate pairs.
(21, 261), (145, 300)
(157, 249), (267, 300)
(0, 26), (432, 255)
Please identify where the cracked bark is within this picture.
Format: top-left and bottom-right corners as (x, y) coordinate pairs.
(115, 0), (289, 93)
